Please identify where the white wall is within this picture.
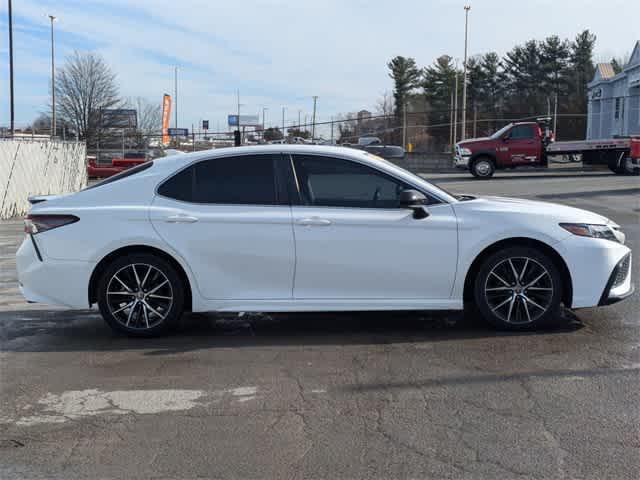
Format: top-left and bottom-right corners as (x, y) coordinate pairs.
(0, 139), (87, 219)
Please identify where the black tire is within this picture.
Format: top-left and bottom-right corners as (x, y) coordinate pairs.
(473, 246), (563, 330)
(97, 253), (185, 337)
(621, 157), (640, 175)
(470, 156), (495, 179)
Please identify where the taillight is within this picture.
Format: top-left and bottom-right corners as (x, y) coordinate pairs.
(24, 214), (79, 234)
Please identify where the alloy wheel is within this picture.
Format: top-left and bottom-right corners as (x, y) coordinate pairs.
(484, 257), (554, 324)
(105, 263), (174, 330)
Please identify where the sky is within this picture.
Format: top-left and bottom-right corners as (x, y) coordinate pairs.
(1, 0), (639, 135)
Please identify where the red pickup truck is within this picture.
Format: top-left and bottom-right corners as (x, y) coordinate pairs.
(454, 119), (640, 178)
(87, 154), (147, 179)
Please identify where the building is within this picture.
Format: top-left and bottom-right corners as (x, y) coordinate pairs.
(587, 41), (640, 139)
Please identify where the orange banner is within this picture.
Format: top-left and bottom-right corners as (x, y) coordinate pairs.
(161, 94), (171, 145)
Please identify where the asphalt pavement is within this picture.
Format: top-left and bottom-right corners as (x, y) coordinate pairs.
(1, 170), (638, 479)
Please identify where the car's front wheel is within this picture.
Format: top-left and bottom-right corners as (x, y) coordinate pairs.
(474, 247), (563, 330)
(97, 253), (185, 337)
(470, 157), (495, 179)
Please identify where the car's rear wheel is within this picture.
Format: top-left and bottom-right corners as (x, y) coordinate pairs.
(97, 253), (185, 337)
(471, 157), (495, 179)
(473, 247), (563, 330)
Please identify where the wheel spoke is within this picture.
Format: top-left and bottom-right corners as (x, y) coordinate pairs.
(525, 271), (548, 289)
(142, 300), (166, 320)
(506, 297), (516, 322)
(113, 275), (133, 292)
(147, 294), (172, 300)
(492, 295), (514, 311)
(486, 287), (512, 292)
(526, 287), (552, 291)
(522, 297), (532, 322)
(142, 303), (150, 328)
(523, 295), (546, 311)
(519, 258), (529, 282)
(131, 264), (142, 289)
(107, 291), (135, 296)
(141, 266), (152, 288)
(146, 279), (169, 296)
(490, 271), (511, 287)
(508, 259), (519, 284)
(112, 301), (134, 315)
(125, 300), (138, 325)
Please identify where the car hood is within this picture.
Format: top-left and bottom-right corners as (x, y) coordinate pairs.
(457, 138), (494, 149)
(454, 195), (614, 226)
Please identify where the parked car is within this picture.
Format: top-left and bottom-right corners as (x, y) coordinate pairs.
(18, 145), (633, 336)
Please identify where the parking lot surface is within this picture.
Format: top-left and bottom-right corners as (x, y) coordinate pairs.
(1, 171), (639, 479)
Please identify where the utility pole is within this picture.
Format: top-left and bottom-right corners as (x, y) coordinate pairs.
(449, 90), (454, 150)
(473, 105), (477, 137)
(237, 89), (241, 144)
(453, 68), (458, 146)
(48, 14), (57, 138)
(330, 116), (334, 144)
(262, 107), (268, 129)
(174, 67), (178, 128)
(553, 93), (558, 138)
(402, 102), (408, 149)
(298, 110), (301, 129)
(311, 96), (318, 140)
(461, 5), (471, 140)
(8, 0), (15, 135)
(281, 106), (286, 138)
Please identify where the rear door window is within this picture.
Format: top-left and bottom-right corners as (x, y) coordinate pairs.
(158, 154), (280, 205)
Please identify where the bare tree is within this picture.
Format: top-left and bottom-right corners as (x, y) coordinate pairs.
(125, 97), (162, 135)
(375, 91), (394, 117)
(54, 51), (120, 144)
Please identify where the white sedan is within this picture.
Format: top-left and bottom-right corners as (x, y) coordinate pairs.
(17, 145), (633, 336)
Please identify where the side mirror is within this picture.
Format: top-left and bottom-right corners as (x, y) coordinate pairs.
(399, 189), (429, 219)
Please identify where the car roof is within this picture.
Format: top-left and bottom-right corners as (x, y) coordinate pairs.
(154, 144), (376, 170)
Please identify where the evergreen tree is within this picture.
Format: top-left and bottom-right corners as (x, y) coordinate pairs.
(387, 56), (420, 119)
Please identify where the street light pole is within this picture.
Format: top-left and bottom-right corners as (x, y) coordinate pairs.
(461, 5), (471, 140)
(8, 0), (15, 135)
(48, 14), (57, 138)
(174, 67), (178, 128)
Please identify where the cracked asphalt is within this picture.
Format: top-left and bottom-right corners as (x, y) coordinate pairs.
(1, 171), (639, 479)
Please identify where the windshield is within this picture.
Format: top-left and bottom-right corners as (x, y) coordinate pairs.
(490, 123), (513, 139)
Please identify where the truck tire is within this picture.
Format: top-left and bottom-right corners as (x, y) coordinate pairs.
(608, 156), (638, 175)
(470, 157), (495, 179)
(621, 157), (639, 175)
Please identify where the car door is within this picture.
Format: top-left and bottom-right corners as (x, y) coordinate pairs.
(150, 153), (295, 300)
(504, 124), (538, 165)
(289, 154), (458, 300)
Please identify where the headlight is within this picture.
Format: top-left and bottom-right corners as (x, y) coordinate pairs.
(560, 223), (625, 244)
(459, 147), (472, 156)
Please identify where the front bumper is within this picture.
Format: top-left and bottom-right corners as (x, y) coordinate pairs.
(16, 235), (95, 308)
(555, 234), (633, 308)
(599, 253), (634, 305)
(454, 155), (470, 169)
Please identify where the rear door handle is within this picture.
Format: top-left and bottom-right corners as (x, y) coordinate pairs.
(165, 214), (199, 223)
(296, 217), (332, 227)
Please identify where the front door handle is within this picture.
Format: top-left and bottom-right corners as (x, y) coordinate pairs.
(165, 214), (199, 223)
(296, 217), (332, 227)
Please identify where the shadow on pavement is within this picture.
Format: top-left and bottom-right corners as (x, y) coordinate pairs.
(0, 308), (584, 354)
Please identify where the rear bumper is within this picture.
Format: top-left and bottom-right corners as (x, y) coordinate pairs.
(16, 236), (95, 308)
